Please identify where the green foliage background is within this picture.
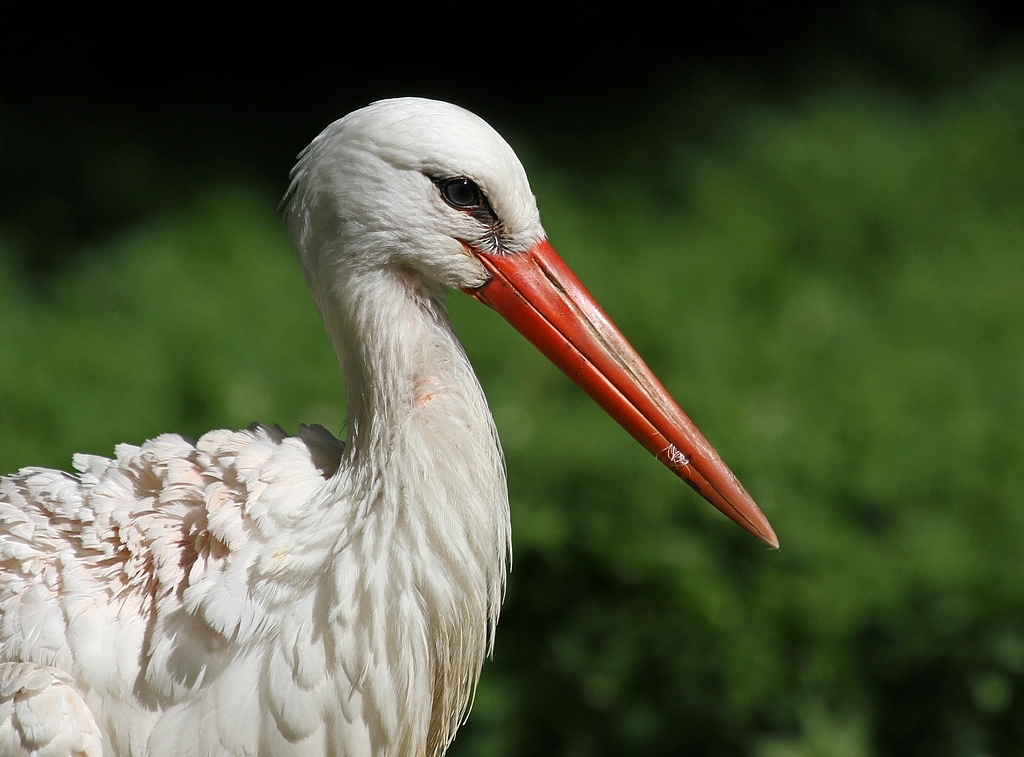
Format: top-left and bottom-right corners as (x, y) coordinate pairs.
(2, 55), (1023, 757)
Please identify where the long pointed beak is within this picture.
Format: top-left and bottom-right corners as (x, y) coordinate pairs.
(466, 239), (778, 549)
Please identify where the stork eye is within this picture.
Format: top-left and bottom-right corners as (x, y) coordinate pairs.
(439, 177), (485, 209)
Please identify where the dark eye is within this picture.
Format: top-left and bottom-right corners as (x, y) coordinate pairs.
(439, 177), (484, 209)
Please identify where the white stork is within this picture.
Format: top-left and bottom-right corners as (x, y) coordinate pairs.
(0, 97), (777, 757)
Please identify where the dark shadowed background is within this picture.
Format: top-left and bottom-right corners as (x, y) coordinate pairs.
(2, 3), (1024, 754)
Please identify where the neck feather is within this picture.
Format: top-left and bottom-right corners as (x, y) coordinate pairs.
(320, 265), (511, 753)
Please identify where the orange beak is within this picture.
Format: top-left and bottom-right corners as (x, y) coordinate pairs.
(467, 239), (778, 549)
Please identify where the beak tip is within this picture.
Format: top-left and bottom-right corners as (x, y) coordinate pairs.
(737, 508), (779, 549)
(744, 502), (780, 550)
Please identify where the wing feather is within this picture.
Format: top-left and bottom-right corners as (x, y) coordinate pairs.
(0, 423), (348, 755)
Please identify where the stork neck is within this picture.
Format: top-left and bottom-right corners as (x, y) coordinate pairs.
(325, 268), (487, 467)
(315, 265), (510, 755)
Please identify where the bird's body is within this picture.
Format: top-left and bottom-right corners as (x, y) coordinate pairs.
(0, 98), (775, 756)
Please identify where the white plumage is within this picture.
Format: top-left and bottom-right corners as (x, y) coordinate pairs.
(0, 97), (776, 756)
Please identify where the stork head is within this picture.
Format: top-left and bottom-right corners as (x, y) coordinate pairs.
(286, 97), (778, 548)
(286, 97), (545, 297)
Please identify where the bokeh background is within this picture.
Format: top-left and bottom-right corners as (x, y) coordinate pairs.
(3, 3), (1023, 754)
